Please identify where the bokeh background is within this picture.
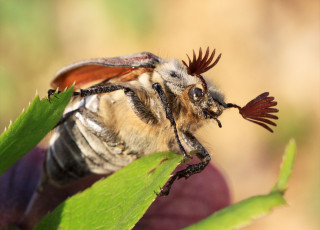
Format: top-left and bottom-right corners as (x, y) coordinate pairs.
(0, 0), (319, 229)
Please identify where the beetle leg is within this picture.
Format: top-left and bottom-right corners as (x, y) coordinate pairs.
(54, 108), (80, 128)
(47, 89), (80, 102)
(81, 85), (158, 124)
(152, 83), (190, 159)
(47, 89), (59, 102)
(157, 131), (211, 196)
(51, 85), (158, 125)
(79, 85), (129, 97)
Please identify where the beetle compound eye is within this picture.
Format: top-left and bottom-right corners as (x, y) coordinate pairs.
(189, 87), (204, 101)
(194, 88), (203, 98)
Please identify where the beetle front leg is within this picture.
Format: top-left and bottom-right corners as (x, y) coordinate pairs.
(158, 131), (211, 196)
(152, 83), (190, 159)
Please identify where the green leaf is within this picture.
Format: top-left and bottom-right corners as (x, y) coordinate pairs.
(35, 152), (183, 230)
(0, 87), (73, 176)
(272, 139), (297, 193)
(183, 192), (286, 230)
(183, 139), (296, 230)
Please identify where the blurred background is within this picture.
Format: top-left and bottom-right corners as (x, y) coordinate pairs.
(0, 0), (319, 229)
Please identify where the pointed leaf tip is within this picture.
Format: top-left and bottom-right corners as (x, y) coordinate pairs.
(272, 139), (297, 193)
(0, 87), (73, 175)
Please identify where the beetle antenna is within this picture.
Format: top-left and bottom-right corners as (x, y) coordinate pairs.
(226, 92), (279, 132)
(182, 47), (222, 93)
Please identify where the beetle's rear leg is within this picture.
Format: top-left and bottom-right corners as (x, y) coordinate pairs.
(47, 89), (59, 102)
(47, 89), (80, 102)
(49, 84), (158, 127)
(47, 88), (80, 128)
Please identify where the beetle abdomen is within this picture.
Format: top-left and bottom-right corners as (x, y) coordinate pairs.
(45, 107), (137, 186)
